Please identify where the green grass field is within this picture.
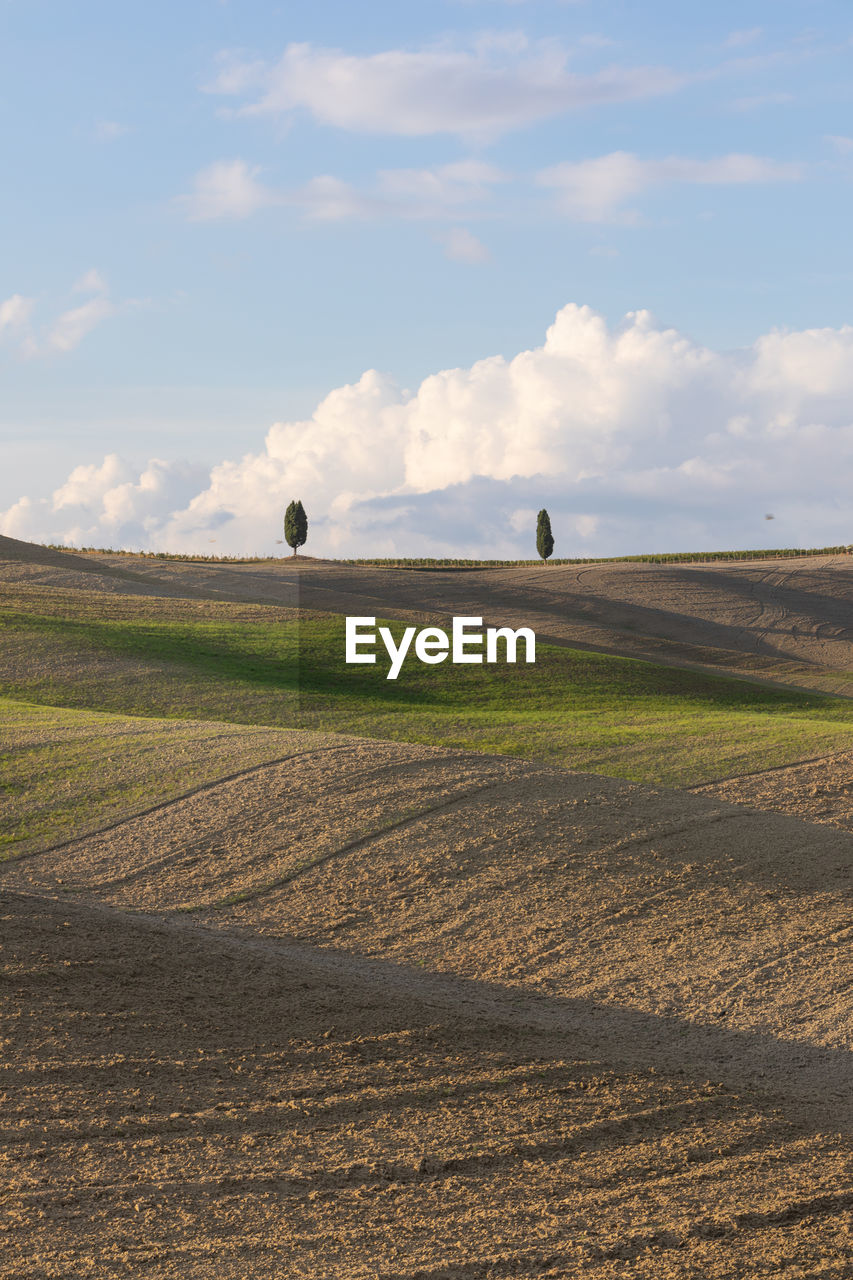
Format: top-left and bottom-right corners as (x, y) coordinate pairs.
(2, 589), (852, 803)
(292, 618), (853, 784)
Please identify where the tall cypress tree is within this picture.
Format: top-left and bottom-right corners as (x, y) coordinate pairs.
(536, 508), (554, 562)
(284, 500), (308, 556)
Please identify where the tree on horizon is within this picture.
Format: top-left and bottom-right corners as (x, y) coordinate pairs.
(284, 500), (308, 556)
(536, 509), (554, 562)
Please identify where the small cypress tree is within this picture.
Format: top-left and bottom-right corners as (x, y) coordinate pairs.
(284, 499), (308, 556)
(536, 508), (554, 562)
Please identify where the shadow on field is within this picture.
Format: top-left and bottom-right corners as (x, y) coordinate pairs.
(247, 935), (853, 1135)
(672, 567), (853, 639)
(294, 569), (808, 669)
(4, 887), (850, 1138)
(8, 885), (853, 1277)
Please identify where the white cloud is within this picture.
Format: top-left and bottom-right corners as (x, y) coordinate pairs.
(46, 297), (116, 353)
(179, 158), (506, 222)
(0, 293), (35, 336)
(0, 273), (121, 357)
(52, 454), (135, 511)
(179, 159), (273, 221)
(73, 268), (109, 294)
(440, 227), (491, 263)
(207, 39), (688, 140)
(181, 148), (798, 231)
(2, 454), (209, 551)
(296, 161), (506, 221)
(538, 151), (803, 221)
(660, 154), (802, 183)
(748, 325), (853, 396)
(376, 160), (505, 207)
(287, 175), (368, 221)
(6, 304), (853, 558)
(539, 152), (648, 222)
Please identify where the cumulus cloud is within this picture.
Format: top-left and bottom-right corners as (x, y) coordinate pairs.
(5, 304), (853, 558)
(2, 455), (209, 551)
(206, 39), (688, 140)
(538, 151), (803, 221)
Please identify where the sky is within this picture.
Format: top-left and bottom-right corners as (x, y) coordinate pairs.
(2, 0), (853, 558)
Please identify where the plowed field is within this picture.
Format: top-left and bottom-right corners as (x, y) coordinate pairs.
(1, 535), (851, 1277)
(3, 890), (851, 1279)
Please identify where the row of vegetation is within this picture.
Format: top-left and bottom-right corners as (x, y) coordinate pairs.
(44, 543), (852, 568)
(340, 546), (853, 568)
(47, 545), (284, 563)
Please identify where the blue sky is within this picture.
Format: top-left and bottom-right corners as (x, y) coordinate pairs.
(2, 1), (853, 556)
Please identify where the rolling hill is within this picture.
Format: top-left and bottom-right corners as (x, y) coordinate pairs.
(1, 534), (851, 1278)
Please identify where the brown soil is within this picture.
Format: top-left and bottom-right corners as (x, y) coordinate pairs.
(4, 739), (851, 1125)
(3, 888), (851, 1279)
(695, 750), (853, 832)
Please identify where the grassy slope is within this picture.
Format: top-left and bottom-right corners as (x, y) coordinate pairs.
(0, 697), (331, 861)
(2, 589), (852, 797)
(290, 620), (853, 784)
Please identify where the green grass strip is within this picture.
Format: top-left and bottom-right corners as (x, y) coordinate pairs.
(1, 604), (851, 790)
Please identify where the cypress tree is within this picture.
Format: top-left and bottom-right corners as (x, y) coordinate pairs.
(284, 500), (308, 556)
(536, 508), (554, 562)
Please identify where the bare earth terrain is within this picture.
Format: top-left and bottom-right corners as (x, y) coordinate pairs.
(5, 889), (850, 1280)
(696, 750), (853, 832)
(1, 535), (851, 1277)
